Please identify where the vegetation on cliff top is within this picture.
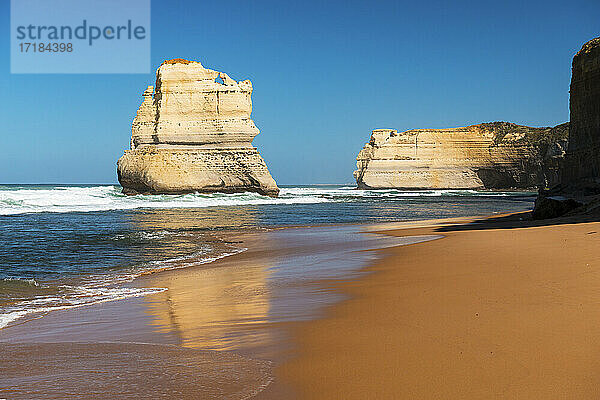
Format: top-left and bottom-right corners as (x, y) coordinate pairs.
(477, 121), (569, 147)
(161, 58), (196, 66)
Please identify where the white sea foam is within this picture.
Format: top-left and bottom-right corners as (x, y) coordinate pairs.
(0, 286), (167, 329)
(0, 245), (248, 329)
(0, 310), (30, 329)
(1, 277), (39, 287)
(0, 185), (526, 215)
(148, 246), (248, 269)
(0, 186), (331, 215)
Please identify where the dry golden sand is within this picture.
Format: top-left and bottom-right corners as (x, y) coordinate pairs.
(261, 218), (600, 399)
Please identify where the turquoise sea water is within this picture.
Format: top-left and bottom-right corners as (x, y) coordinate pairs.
(0, 184), (536, 329)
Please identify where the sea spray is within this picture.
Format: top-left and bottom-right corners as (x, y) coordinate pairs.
(0, 185), (524, 215)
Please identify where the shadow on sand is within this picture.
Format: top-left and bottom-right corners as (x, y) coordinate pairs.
(435, 211), (600, 232)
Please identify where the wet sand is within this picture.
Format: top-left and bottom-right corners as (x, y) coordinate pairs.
(3, 215), (600, 398)
(0, 223), (439, 399)
(262, 216), (600, 399)
(1, 342), (273, 400)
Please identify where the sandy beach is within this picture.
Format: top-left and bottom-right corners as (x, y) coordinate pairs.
(3, 0), (598, 397)
(260, 215), (600, 399)
(3, 214), (600, 398)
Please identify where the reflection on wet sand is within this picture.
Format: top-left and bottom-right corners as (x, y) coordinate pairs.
(143, 255), (274, 352)
(135, 215), (441, 359)
(129, 207), (277, 354)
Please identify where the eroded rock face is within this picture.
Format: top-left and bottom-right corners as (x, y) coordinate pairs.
(533, 37), (600, 219)
(561, 38), (600, 183)
(354, 122), (568, 190)
(117, 59), (279, 196)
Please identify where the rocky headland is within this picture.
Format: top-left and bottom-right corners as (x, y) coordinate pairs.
(117, 59), (279, 196)
(354, 122), (568, 190)
(533, 37), (600, 219)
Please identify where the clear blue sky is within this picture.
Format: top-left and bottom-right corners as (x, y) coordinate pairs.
(1, 0), (598, 184)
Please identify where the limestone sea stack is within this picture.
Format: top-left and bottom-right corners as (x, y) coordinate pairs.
(533, 37), (600, 218)
(117, 59), (279, 196)
(354, 122), (568, 190)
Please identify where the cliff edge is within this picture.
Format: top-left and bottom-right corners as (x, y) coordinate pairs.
(354, 122), (568, 190)
(533, 37), (600, 219)
(117, 59), (279, 196)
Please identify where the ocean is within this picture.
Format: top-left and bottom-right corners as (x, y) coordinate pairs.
(0, 184), (536, 329)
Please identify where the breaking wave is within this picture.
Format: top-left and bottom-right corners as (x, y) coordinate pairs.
(0, 185), (530, 215)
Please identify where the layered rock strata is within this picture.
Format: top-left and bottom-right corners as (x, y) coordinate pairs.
(117, 59), (279, 196)
(561, 37), (600, 183)
(533, 37), (600, 219)
(354, 122), (568, 190)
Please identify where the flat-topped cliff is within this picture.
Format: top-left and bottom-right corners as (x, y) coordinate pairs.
(354, 122), (568, 190)
(117, 59), (279, 196)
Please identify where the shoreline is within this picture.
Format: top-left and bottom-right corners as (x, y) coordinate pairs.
(0, 219), (448, 398)
(0, 214), (476, 332)
(0, 221), (447, 342)
(4, 211), (593, 398)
